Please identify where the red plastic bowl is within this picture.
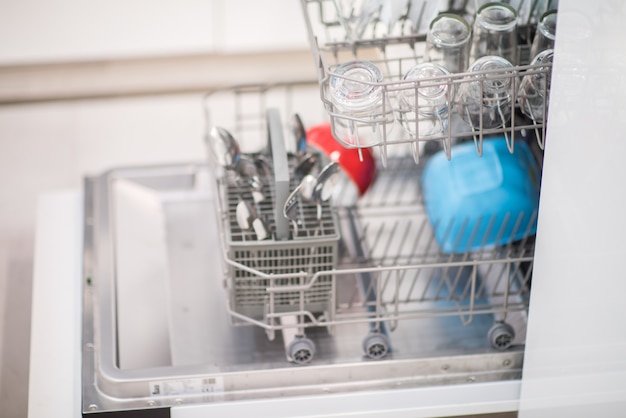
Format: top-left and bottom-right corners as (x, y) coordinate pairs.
(306, 123), (377, 196)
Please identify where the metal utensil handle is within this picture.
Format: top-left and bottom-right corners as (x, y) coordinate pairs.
(267, 108), (291, 240)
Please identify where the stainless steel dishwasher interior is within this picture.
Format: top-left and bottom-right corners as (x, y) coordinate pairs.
(83, 158), (526, 412)
(82, 0), (550, 410)
(82, 85), (534, 413)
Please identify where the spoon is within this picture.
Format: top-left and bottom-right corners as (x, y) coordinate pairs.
(283, 162), (340, 238)
(311, 162), (340, 204)
(291, 114), (319, 180)
(209, 126), (265, 202)
(254, 155), (273, 179)
(283, 184), (303, 238)
(309, 162), (340, 220)
(235, 156), (265, 203)
(284, 171), (324, 237)
(294, 154), (319, 181)
(208, 126), (241, 169)
(292, 113), (308, 159)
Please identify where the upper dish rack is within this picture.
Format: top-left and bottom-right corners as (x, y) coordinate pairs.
(300, 0), (553, 164)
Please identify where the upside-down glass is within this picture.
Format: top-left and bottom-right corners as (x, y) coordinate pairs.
(463, 0), (531, 25)
(424, 13), (472, 74)
(530, 9), (557, 60)
(396, 63), (453, 138)
(328, 60), (394, 147)
(471, 2), (519, 65)
(456, 55), (515, 130)
(517, 49), (554, 123)
(528, 0), (559, 25)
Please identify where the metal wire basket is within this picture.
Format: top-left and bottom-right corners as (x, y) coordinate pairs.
(301, 0), (552, 164)
(212, 109), (341, 321)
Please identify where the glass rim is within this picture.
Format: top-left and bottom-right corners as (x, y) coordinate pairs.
(476, 2), (518, 31)
(429, 13), (472, 47)
(329, 60), (384, 111)
(401, 62), (451, 102)
(540, 8), (558, 22)
(469, 54), (514, 71)
(329, 60), (384, 89)
(538, 9), (557, 39)
(468, 55), (514, 93)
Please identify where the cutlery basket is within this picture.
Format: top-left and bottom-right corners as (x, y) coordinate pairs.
(212, 109), (341, 321)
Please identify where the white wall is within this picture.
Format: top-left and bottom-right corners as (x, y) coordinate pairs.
(0, 93), (209, 237)
(0, 0), (309, 64)
(0, 0), (315, 235)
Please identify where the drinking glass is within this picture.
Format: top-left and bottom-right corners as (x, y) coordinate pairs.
(328, 60), (394, 147)
(424, 13), (472, 74)
(462, 0), (531, 26)
(471, 2), (519, 65)
(530, 9), (557, 60)
(518, 49), (554, 123)
(456, 55), (515, 130)
(395, 63), (453, 138)
(528, 0), (559, 25)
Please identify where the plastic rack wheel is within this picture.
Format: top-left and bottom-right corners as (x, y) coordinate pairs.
(488, 322), (515, 351)
(362, 332), (390, 360)
(288, 336), (316, 365)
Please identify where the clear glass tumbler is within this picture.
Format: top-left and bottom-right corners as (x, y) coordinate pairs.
(328, 60), (394, 147)
(528, 0), (559, 25)
(463, 0), (531, 25)
(424, 13), (472, 74)
(518, 49), (554, 123)
(395, 63), (453, 138)
(530, 9), (557, 60)
(471, 2), (519, 65)
(456, 55), (515, 130)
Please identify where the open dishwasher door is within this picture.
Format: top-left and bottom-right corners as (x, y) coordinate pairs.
(518, 1), (626, 417)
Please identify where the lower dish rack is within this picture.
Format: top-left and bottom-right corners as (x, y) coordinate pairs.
(81, 82), (538, 411)
(207, 84), (538, 364)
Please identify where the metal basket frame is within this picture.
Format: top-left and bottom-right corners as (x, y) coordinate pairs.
(301, 0), (552, 165)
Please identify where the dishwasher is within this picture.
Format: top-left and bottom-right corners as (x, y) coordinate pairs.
(81, 0), (553, 414)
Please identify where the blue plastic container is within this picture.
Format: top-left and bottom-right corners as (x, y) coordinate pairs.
(421, 138), (541, 254)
